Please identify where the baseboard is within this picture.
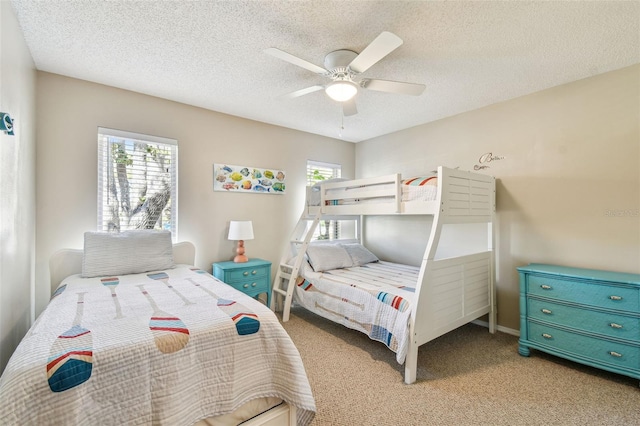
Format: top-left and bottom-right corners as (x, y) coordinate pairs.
(472, 319), (520, 337)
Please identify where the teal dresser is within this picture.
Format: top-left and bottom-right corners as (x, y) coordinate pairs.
(518, 263), (640, 383)
(213, 259), (272, 307)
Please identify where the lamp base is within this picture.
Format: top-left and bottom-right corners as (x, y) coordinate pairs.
(234, 240), (248, 262)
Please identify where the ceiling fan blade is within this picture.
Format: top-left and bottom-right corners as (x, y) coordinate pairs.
(361, 79), (426, 96)
(283, 85), (325, 99)
(343, 99), (357, 116)
(348, 32), (403, 74)
(264, 48), (327, 75)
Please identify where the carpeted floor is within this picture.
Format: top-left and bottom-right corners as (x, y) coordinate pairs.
(280, 307), (640, 426)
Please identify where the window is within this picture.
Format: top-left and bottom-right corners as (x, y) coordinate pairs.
(307, 160), (341, 240)
(97, 128), (178, 239)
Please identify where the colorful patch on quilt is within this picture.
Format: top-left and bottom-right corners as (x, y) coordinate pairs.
(147, 271), (194, 306)
(51, 284), (67, 299)
(402, 176), (437, 186)
(47, 292), (93, 392)
(186, 277), (260, 335)
(101, 277), (124, 319)
(372, 291), (410, 312)
(138, 285), (190, 354)
(297, 277), (365, 310)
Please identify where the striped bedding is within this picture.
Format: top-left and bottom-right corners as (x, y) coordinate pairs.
(293, 261), (419, 364)
(0, 265), (315, 425)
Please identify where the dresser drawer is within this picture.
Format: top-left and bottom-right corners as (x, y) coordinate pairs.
(225, 266), (269, 282)
(528, 322), (640, 370)
(528, 298), (640, 341)
(527, 275), (639, 312)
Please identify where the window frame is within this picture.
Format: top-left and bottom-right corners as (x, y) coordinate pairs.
(97, 127), (178, 239)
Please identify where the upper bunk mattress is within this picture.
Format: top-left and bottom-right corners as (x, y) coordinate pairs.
(293, 261), (419, 364)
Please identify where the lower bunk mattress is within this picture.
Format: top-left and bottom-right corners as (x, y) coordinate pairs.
(293, 261), (419, 364)
(0, 265), (315, 425)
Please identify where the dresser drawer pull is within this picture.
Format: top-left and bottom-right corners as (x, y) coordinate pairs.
(609, 323), (624, 329)
(243, 271), (249, 277)
(243, 284), (249, 288)
(542, 333), (553, 339)
(609, 351), (623, 358)
(251, 282), (257, 287)
(609, 295), (623, 301)
(541, 308), (552, 315)
(252, 270), (257, 275)
(540, 284), (552, 290)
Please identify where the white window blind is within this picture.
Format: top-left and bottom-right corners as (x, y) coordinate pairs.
(97, 127), (178, 239)
(307, 160), (341, 240)
(306, 160), (341, 186)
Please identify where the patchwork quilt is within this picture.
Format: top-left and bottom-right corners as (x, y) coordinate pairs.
(294, 261), (419, 364)
(0, 266), (315, 425)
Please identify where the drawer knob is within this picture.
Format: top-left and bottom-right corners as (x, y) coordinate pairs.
(541, 308), (552, 315)
(609, 323), (624, 329)
(251, 270), (257, 275)
(252, 282), (257, 287)
(243, 284), (249, 288)
(243, 271), (249, 276)
(609, 295), (623, 301)
(609, 351), (623, 358)
(540, 284), (552, 290)
(542, 333), (553, 339)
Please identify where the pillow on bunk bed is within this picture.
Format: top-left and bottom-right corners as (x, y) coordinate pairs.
(341, 243), (379, 267)
(81, 230), (174, 278)
(402, 175), (437, 186)
(306, 243), (353, 272)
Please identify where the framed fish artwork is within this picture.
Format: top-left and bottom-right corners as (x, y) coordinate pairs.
(213, 163), (286, 194)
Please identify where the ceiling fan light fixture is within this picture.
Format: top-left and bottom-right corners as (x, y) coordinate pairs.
(325, 80), (357, 102)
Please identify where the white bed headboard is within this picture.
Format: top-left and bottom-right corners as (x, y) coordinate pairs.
(49, 241), (196, 296)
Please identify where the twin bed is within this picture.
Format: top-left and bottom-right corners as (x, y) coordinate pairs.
(271, 166), (497, 384)
(0, 231), (315, 425)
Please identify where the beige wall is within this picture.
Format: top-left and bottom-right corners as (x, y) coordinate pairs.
(35, 72), (355, 316)
(0, 2), (37, 372)
(356, 65), (640, 332)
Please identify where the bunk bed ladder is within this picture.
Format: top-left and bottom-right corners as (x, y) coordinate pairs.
(270, 211), (321, 322)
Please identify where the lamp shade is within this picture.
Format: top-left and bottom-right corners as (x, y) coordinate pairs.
(228, 221), (254, 241)
(325, 80), (357, 102)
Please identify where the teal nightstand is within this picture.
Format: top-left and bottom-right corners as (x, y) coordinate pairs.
(213, 258), (272, 307)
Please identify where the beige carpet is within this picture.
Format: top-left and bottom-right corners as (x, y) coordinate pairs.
(280, 307), (640, 426)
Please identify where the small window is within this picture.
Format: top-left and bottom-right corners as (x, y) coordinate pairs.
(307, 160), (341, 240)
(97, 128), (178, 239)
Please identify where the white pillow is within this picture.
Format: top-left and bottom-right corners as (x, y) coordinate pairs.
(341, 243), (379, 267)
(81, 230), (174, 278)
(306, 243), (353, 272)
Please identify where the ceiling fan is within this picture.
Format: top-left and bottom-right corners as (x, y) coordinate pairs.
(264, 31), (426, 116)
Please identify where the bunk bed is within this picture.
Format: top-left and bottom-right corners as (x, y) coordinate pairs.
(0, 232), (315, 426)
(270, 166), (496, 384)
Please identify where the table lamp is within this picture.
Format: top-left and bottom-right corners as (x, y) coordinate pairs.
(228, 220), (254, 263)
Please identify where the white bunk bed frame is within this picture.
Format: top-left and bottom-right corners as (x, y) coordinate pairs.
(271, 166), (497, 384)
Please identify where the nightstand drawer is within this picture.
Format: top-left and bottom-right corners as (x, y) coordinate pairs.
(528, 298), (640, 341)
(528, 322), (640, 370)
(226, 277), (269, 292)
(226, 266), (269, 282)
(527, 275), (639, 312)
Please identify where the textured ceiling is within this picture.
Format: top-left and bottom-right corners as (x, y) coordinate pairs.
(10, 1), (640, 142)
